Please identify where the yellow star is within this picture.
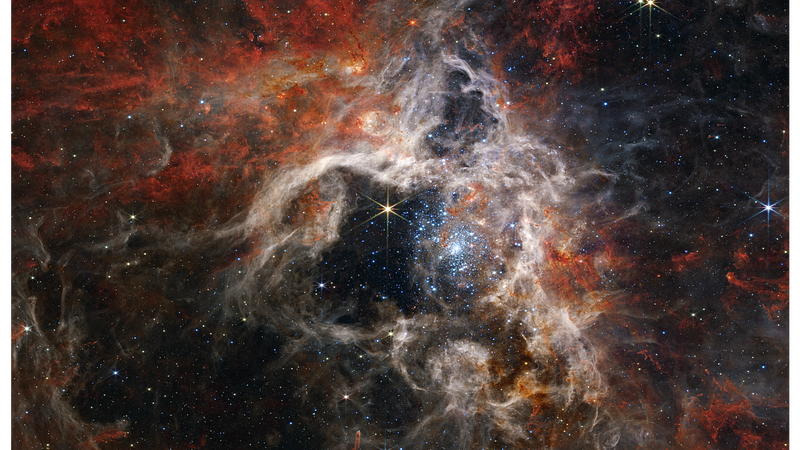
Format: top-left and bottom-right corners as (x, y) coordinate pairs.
(359, 189), (410, 235)
(352, 189), (411, 267)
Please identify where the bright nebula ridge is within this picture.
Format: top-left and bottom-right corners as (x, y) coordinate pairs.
(11, 0), (788, 449)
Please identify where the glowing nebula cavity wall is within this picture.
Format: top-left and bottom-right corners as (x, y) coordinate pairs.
(12, 0), (788, 449)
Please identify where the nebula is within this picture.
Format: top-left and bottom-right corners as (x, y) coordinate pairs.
(12, 0), (788, 449)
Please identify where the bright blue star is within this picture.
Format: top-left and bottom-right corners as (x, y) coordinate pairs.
(729, 176), (788, 243)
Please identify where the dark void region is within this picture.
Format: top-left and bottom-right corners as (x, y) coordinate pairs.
(316, 182), (420, 316)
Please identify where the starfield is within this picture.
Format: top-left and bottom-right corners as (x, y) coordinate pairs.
(11, 0), (788, 449)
